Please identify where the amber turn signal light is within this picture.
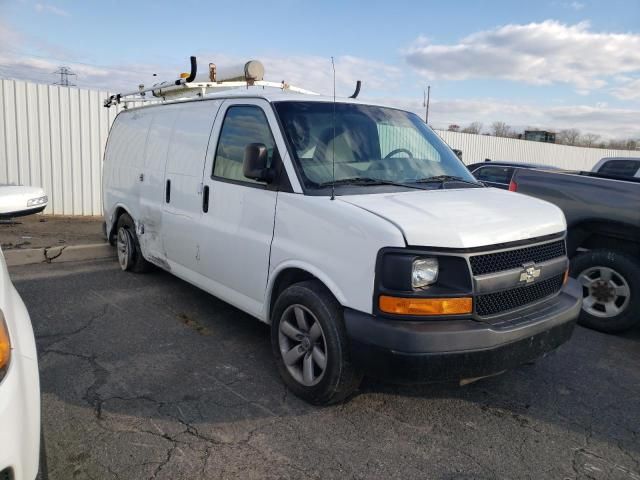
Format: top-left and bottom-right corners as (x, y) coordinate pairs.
(379, 296), (473, 316)
(0, 311), (11, 373)
(563, 269), (570, 285)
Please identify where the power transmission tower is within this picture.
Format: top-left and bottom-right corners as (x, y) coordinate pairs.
(52, 66), (77, 86)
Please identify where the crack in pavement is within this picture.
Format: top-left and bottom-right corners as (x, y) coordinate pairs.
(37, 302), (109, 346)
(44, 245), (67, 262)
(43, 348), (111, 418)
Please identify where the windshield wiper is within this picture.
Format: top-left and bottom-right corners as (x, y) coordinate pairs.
(317, 177), (425, 189)
(413, 175), (483, 187)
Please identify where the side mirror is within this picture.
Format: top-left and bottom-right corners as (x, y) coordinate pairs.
(243, 143), (274, 183)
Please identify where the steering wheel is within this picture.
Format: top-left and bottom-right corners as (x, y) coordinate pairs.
(384, 148), (413, 159)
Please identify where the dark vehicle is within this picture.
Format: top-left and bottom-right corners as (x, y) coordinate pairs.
(510, 168), (640, 333)
(467, 161), (558, 189)
(591, 157), (640, 179)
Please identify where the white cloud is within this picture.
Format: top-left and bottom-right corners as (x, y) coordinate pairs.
(34, 3), (70, 17)
(197, 52), (402, 96)
(375, 96), (640, 139)
(403, 20), (640, 93)
(611, 78), (640, 100)
(0, 49), (401, 97)
(0, 20), (22, 46)
(0, 51), (175, 91)
(569, 1), (585, 10)
(0, 23), (636, 140)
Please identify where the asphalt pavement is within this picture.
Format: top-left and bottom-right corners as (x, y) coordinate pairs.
(9, 259), (640, 480)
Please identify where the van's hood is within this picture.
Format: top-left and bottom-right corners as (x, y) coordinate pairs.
(338, 187), (566, 249)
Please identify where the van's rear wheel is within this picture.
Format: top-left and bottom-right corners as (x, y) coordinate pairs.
(271, 280), (362, 405)
(116, 213), (151, 273)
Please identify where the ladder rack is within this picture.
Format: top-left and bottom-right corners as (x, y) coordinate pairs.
(104, 56), (320, 108)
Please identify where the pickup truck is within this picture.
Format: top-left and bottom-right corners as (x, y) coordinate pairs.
(510, 168), (640, 333)
(591, 157), (640, 179)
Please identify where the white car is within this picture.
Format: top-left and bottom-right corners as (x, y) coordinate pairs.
(0, 185), (48, 219)
(103, 84), (582, 405)
(0, 247), (42, 479)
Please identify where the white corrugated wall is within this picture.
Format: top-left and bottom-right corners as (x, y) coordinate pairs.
(1, 78), (638, 216)
(435, 130), (638, 170)
(0, 79), (124, 215)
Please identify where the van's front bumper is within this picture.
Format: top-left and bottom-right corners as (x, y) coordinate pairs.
(344, 279), (582, 383)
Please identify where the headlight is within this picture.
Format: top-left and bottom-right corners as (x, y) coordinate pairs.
(27, 195), (48, 207)
(412, 258), (439, 289)
(0, 309), (11, 382)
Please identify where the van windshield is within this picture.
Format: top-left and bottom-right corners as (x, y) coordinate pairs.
(273, 101), (479, 191)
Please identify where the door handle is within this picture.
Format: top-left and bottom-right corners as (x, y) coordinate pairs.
(165, 179), (171, 203)
(202, 185), (210, 213)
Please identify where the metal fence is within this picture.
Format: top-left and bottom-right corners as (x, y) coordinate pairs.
(1, 78), (638, 216)
(435, 130), (638, 170)
(1, 79), (125, 215)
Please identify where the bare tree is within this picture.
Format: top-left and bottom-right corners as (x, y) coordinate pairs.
(490, 121), (512, 138)
(607, 139), (627, 149)
(461, 122), (483, 134)
(447, 124), (460, 132)
(580, 133), (601, 147)
(557, 128), (581, 145)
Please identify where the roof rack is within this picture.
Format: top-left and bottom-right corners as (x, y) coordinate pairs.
(103, 55), (320, 108)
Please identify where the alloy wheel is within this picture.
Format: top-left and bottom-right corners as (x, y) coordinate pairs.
(278, 304), (328, 386)
(116, 227), (132, 271)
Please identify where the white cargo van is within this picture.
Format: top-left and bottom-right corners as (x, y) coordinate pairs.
(103, 66), (582, 404)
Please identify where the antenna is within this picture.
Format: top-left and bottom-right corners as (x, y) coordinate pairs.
(330, 56), (336, 201)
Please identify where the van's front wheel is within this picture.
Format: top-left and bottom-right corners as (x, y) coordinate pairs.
(116, 213), (151, 273)
(271, 280), (362, 405)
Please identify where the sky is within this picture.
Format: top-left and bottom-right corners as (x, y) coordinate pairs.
(1, 0), (639, 139)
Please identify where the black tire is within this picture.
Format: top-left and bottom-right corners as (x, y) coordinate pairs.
(271, 280), (363, 405)
(570, 249), (640, 333)
(116, 213), (151, 273)
(36, 428), (48, 480)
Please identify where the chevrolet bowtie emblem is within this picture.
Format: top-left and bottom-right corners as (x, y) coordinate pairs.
(519, 264), (541, 284)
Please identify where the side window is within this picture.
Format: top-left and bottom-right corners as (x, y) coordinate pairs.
(213, 106), (276, 184)
(474, 166), (514, 184)
(598, 160), (640, 178)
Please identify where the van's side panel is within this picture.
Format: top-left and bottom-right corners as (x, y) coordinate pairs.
(103, 109), (153, 234)
(138, 106), (179, 263)
(162, 100), (222, 271)
(267, 193), (406, 317)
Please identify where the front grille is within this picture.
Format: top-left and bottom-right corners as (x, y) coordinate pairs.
(476, 274), (564, 316)
(470, 240), (566, 275)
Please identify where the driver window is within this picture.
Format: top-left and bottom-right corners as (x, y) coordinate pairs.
(213, 106), (276, 184)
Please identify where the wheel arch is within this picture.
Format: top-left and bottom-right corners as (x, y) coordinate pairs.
(107, 204), (133, 245)
(568, 220), (640, 258)
(266, 262), (347, 324)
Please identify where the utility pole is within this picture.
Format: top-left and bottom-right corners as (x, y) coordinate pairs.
(52, 66), (76, 87)
(423, 85), (431, 124)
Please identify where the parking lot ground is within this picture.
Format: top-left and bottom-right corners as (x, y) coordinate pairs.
(9, 259), (640, 480)
(0, 214), (103, 250)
